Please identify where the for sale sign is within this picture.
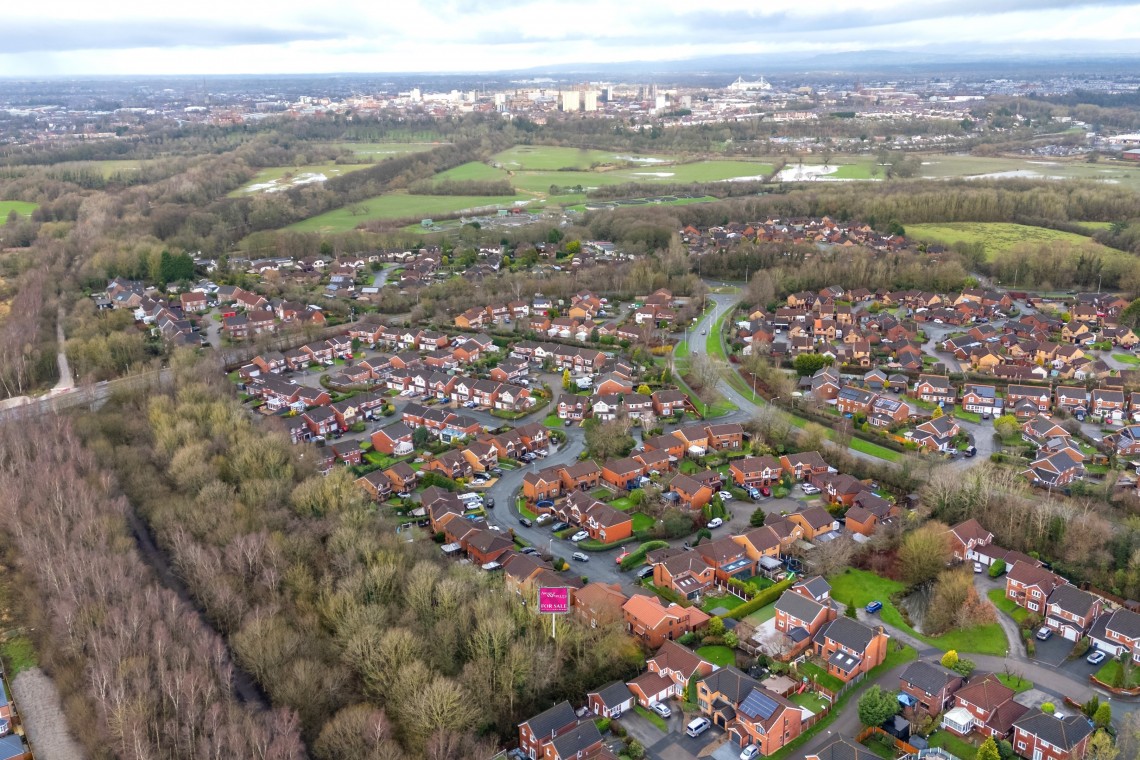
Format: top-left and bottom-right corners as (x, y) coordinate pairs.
(538, 587), (570, 614)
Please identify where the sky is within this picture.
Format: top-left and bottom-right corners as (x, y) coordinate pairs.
(6, 0), (1140, 77)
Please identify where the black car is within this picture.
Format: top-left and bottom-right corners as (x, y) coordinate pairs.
(518, 517), (533, 528)
(485, 498), (495, 508)
(636, 566), (654, 579)
(964, 446), (977, 458)
(551, 521), (570, 532)
(520, 547), (539, 555)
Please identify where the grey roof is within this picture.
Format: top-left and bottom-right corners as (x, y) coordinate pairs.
(775, 590), (826, 623)
(699, 666), (762, 706)
(589, 681), (634, 709)
(1047, 585), (1099, 618)
(1014, 711), (1093, 750)
(550, 720), (602, 757)
(521, 700), (577, 738)
(808, 736), (879, 760)
(1106, 608), (1140, 640)
(900, 661), (959, 695)
(796, 575), (832, 599)
(816, 617), (877, 652)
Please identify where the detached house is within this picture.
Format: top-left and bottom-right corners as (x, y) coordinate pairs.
(941, 673), (1028, 740)
(622, 594), (710, 648)
(730, 456), (783, 488)
(654, 553), (716, 602)
(1091, 607), (1140, 663)
(517, 701), (578, 760)
(1012, 711), (1093, 760)
(696, 668), (804, 756)
(774, 590), (835, 659)
(1005, 561), (1066, 615)
(811, 618), (889, 684)
(898, 660), (964, 718)
(914, 374), (955, 406)
(638, 641), (717, 702)
(1043, 585), (1102, 641)
(779, 451), (830, 481)
(947, 519), (994, 562)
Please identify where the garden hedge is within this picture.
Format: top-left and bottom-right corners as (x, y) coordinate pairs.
(727, 577), (796, 619)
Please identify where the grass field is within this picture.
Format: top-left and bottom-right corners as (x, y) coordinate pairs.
(916, 154), (1140, 190)
(0, 200), (37, 223)
(744, 603), (776, 625)
(493, 145), (672, 171)
(1114, 353), (1140, 365)
(289, 192), (526, 232)
(631, 512), (655, 532)
(696, 645), (737, 667)
(831, 569), (1008, 655)
(847, 437), (903, 463)
(336, 141), (444, 156)
(907, 222), (1114, 261)
(231, 162), (375, 195)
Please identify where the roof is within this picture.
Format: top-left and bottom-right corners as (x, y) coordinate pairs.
(738, 686), (793, 723)
(699, 666), (763, 705)
(1007, 561), (1063, 594)
(551, 720), (602, 758)
(649, 640), (709, 679)
(955, 672), (1014, 713)
(900, 660), (960, 695)
(794, 505), (834, 530)
(520, 700), (577, 737)
(1015, 710), (1092, 750)
(775, 589), (826, 623)
(949, 518), (993, 546)
(795, 575), (832, 599)
(815, 617), (877, 652)
(575, 582), (627, 612)
(628, 670), (673, 698)
(1047, 584), (1099, 618)
(589, 681), (634, 709)
(806, 736), (879, 760)
(1106, 607), (1140, 640)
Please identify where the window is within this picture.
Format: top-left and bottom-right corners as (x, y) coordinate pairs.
(1017, 742), (1025, 751)
(1028, 602), (1039, 612)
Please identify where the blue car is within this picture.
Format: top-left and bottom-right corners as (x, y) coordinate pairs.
(866, 601), (883, 614)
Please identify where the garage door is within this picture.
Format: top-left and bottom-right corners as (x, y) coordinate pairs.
(1063, 627), (1079, 641)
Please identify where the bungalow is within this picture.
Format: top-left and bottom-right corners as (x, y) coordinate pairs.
(812, 618), (889, 683)
(1012, 711), (1093, 760)
(730, 456), (783, 488)
(623, 593), (710, 649)
(898, 660), (964, 718)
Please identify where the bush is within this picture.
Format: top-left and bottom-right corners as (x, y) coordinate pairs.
(595, 717), (611, 734)
(726, 577), (795, 619)
(1041, 702), (1055, 714)
(988, 558), (1006, 578)
(620, 540), (669, 570)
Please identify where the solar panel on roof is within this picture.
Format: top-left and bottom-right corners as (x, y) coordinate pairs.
(740, 688), (779, 720)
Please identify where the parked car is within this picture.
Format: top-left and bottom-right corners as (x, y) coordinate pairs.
(686, 717), (711, 737)
(760, 486), (771, 497)
(518, 517), (533, 528)
(636, 565), (654, 579)
(801, 484), (821, 495)
(485, 498), (495, 509)
(571, 530), (590, 542)
(572, 551), (590, 562)
(1087, 650), (1107, 665)
(551, 521), (570, 532)
(740, 746), (760, 760)
(717, 490), (733, 501)
(747, 487), (762, 500)
(651, 702), (672, 719)
(965, 446), (978, 458)
(866, 601), (883, 614)
(700, 329), (707, 335)
(1036, 626), (1053, 641)
(707, 518), (724, 529)
(974, 562), (984, 573)
(520, 547), (538, 556)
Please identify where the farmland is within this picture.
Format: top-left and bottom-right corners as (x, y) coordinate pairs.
(230, 162), (376, 196)
(335, 141), (445, 157)
(906, 222), (1116, 260)
(0, 201), (37, 222)
(915, 154), (1140, 190)
(492, 145), (673, 171)
(288, 192), (525, 233)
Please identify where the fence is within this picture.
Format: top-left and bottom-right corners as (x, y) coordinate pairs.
(856, 726), (921, 755)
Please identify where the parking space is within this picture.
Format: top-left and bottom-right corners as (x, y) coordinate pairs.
(1032, 631), (1076, 667)
(646, 721), (727, 760)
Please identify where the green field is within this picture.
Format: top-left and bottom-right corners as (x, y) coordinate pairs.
(435, 161), (511, 183)
(493, 145), (672, 171)
(0, 201), (37, 223)
(336, 141), (444, 156)
(847, 437), (903, 463)
(231, 162), (375, 195)
(831, 569), (1008, 655)
(907, 222), (1116, 261)
(288, 192), (526, 232)
(916, 154), (1140, 190)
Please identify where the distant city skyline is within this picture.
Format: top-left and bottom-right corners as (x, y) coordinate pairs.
(7, 1), (1140, 77)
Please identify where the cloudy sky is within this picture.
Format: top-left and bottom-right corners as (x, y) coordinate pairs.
(5, 0), (1140, 76)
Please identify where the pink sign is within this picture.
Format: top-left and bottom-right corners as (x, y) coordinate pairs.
(539, 587), (570, 614)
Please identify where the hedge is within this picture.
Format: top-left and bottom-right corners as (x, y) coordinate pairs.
(620, 540), (670, 570)
(726, 577), (796, 619)
(578, 535), (640, 552)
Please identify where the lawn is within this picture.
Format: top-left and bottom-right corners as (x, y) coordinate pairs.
(431, 161), (510, 183)
(847, 437), (903, 463)
(543, 414), (563, 428)
(788, 691), (830, 716)
(675, 340), (690, 360)
(997, 672), (1033, 693)
(954, 409), (982, 424)
(230, 162), (373, 195)
(0, 200), (37, 222)
(699, 594), (747, 615)
(0, 635), (38, 676)
(706, 311), (728, 361)
(907, 222), (1117, 263)
(987, 588), (1029, 624)
(859, 734), (896, 760)
(1095, 658), (1140, 688)
(288, 191), (526, 232)
(831, 569), (1008, 655)
(631, 512), (655, 532)
(743, 603), (777, 625)
(609, 496), (635, 511)
(1114, 353), (1140, 365)
(634, 705), (669, 732)
(493, 145), (672, 171)
(798, 660), (845, 692)
(336, 141), (444, 156)
(696, 645), (737, 667)
(928, 730), (979, 760)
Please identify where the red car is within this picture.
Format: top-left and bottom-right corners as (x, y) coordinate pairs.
(760, 486), (771, 497)
(615, 550), (630, 565)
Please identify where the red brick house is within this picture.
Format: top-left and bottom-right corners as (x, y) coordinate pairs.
(517, 701), (578, 760)
(941, 673), (1028, 740)
(1005, 561), (1066, 616)
(730, 456), (783, 488)
(774, 589), (835, 658)
(642, 641), (717, 700)
(573, 582), (628, 629)
(812, 618), (889, 683)
(1043, 585), (1102, 641)
(898, 660), (963, 718)
(704, 423), (744, 451)
(947, 518), (994, 562)
(694, 536), (756, 584)
(913, 374), (955, 406)
(667, 473), (714, 511)
(1012, 711), (1093, 760)
(623, 594), (710, 648)
(780, 451), (830, 481)
(653, 553), (716, 602)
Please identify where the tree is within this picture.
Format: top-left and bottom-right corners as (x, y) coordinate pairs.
(1094, 701), (1112, 729)
(994, 415), (1019, 440)
(845, 600), (857, 618)
(626, 739), (646, 760)
(932, 405), (944, 419)
(1086, 729), (1120, 760)
(793, 353), (828, 376)
(562, 369), (571, 390)
(898, 522), (951, 586)
(856, 685), (899, 728)
(689, 353), (722, 393)
(1041, 702), (1055, 714)
(988, 559), (1006, 578)
(976, 736), (1001, 760)
(637, 384), (651, 396)
(707, 617), (726, 638)
(412, 425), (433, 448)
(583, 419), (635, 461)
(941, 650), (959, 669)
(750, 508), (768, 527)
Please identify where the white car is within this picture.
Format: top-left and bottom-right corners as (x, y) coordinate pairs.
(801, 484), (821, 495)
(707, 518), (724, 529)
(570, 530), (590, 542)
(651, 702), (672, 719)
(686, 717), (711, 737)
(717, 490), (733, 501)
(740, 746), (760, 760)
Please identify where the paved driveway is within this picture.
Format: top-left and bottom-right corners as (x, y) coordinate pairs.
(1033, 631), (1075, 667)
(647, 722), (727, 760)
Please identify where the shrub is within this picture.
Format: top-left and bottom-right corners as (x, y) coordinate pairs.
(941, 650), (959, 669)
(726, 577), (795, 619)
(988, 559), (1006, 578)
(1041, 702), (1055, 714)
(620, 540), (669, 570)
(595, 717), (611, 734)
